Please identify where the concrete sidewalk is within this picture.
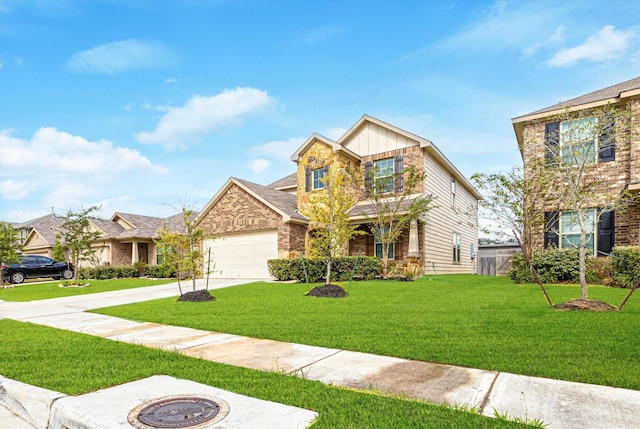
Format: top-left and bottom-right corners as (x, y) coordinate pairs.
(2, 279), (639, 428)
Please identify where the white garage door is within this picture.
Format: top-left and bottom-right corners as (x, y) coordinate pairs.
(203, 230), (277, 279)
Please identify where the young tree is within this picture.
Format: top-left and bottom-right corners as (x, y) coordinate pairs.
(52, 234), (66, 262)
(59, 206), (103, 284)
(305, 168), (364, 285)
(351, 162), (434, 279)
(155, 207), (204, 293)
(0, 222), (22, 287)
(525, 104), (638, 300)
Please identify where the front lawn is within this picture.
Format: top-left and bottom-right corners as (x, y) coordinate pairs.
(93, 275), (640, 391)
(0, 278), (175, 302)
(0, 320), (525, 429)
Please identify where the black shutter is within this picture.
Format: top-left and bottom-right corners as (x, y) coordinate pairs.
(545, 122), (560, 166)
(394, 155), (404, 193)
(305, 167), (311, 192)
(544, 211), (559, 248)
(597, 210), (615, 256)
(364, 161), (373, 196)
(598, 114), (616, 162)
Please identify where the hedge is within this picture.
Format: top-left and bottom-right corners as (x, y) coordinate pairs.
(78, 264), (177, 280)
(510, 248), (597, 284)
(268, 256), (383, 283)
(510, 246), (640, 288)
(611, 246), (640, 287)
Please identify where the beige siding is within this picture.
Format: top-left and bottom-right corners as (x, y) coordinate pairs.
(343, 122), (417, 156)
(422, 154), (478, 274)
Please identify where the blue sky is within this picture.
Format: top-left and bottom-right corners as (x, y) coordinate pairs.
(1, 0), (639, 222)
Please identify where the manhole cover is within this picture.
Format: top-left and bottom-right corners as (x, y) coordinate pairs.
(129, 395), (229, 429)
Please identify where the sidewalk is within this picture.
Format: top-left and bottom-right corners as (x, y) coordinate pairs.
(2, 279), (639, 428)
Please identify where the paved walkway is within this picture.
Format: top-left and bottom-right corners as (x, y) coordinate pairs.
(1, 279), (639, 428)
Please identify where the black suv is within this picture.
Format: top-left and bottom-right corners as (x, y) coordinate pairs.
(1, 255), (74, 284)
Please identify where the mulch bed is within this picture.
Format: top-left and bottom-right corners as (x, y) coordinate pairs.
(177, 289), (215, 302)
(553, 299), (618, 312)
(305, 284), (346, 298)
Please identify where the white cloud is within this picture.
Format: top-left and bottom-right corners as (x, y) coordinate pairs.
(547, 25), (635, 67)
(0, 128), (167, 204)
(246, 159), (271, 174)
(248, 136), (305, 163)
(136, 87), (276, 151)
(67, 39), (178, 74)
(522, 26), (564, 57)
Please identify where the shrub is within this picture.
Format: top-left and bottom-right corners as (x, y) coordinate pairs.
(510, 248), (596, 284)
(268, 256), (382, 283)
(145, 264), (176, 279)
(611, 246), (640, 288)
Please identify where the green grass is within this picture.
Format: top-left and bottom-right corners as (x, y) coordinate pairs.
(0, 278), (175, 301)
(0, 320), (526, 428)
(92, 275), (640, 391)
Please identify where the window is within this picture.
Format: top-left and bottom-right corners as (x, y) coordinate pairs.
(450, 177), (456, 208)
(312, 167), (326, 190)
(374, 158), (395, 194)
(452, 233), (461, 263)
(560, 210), (595, 253)
(560, 118), (596, 165)
(375, 228), (394, 259)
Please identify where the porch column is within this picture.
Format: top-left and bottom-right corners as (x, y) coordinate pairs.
(131, 240), (139, 263)
(408, 219), (420, 258)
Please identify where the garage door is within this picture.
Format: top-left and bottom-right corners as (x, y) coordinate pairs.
(203, 230), (277, 279)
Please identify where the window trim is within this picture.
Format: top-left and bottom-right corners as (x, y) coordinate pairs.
(373, 158), (395, 194)
(312, 167), (326, 190)
(450, 177), (457, 209)
(452, 233), (461, 263)
(559, 118), (597, 165)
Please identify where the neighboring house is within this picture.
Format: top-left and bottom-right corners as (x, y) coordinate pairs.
(512, 76), (640, 254)
(196, 115), (481, 279)
(15, 212), (194, 267)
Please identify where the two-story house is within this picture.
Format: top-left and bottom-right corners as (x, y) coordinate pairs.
(512, 76), (640, 254)
(195, 115), (481, 279)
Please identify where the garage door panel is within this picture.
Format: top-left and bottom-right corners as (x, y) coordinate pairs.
(203, 230), (277, 279)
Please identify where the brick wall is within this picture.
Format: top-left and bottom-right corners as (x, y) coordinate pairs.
(522, 99), (640, 250)
(358, 145), (425, 198)
(197, 183), (282, 235)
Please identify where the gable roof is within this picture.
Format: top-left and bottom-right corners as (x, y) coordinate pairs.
(17, 213), (65, 246)
(290, 133), (361, 163)
(196, 177), (308, 226)
(513, 76), (640, 122)
(511, 76), (640, 149)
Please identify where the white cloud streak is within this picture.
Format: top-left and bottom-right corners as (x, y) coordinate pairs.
(136, 87), (276, 151)
(0, 128), (167, 205)
(67, 39), (178, 74)
(547, 25), (635, 67)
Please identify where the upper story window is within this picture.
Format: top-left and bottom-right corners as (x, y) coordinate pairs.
(304, 164), (329, 192)
(374, 158), (395, 194)
(312, 167), (326, 190)
(450, 177), (457, 208)
(560, 118), (596, 165)
(365, 155), (404, 195)
(545, 115), (615, 166)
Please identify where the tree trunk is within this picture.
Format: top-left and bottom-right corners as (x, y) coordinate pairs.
(325, 259), (332, 285)
(578, 212), (587, 300)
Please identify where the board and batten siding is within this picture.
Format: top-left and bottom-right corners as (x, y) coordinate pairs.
(422, 154), (478, 274)
(343, 122), (416, 155)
